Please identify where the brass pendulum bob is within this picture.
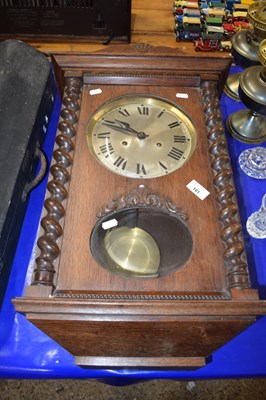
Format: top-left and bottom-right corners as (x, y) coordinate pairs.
(224, 1), (266, 101)
(226, 39), (266, 143)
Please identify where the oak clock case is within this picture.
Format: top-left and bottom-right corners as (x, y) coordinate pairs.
(13, 48), (266, 369)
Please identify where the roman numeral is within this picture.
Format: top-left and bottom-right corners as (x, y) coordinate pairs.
(136, 163), (147, 175)
(113, 156), (127, 170)
(174, 135), (186, 143)
(138, 106), (149, 115)
(119, 109), (130, 117)
(168, 121), (180, 129)
(168, 147), (184, 161)
(157, 110), (165, 118)
(159, 161), (168, 170)
(97, 132), (111, 139)
(99, 143), (114, 156)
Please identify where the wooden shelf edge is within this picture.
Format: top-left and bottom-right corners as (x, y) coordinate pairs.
(13, 296), (266, 317)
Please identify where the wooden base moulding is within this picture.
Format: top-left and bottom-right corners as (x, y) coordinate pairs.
(13, 44), (266, 369)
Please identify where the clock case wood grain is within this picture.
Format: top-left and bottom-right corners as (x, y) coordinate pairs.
(13, 44), (266, 369)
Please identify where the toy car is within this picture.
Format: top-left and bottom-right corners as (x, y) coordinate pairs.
(205, 16), (224, 26)
(194, 32), (223, 51)
(220, 40), (232, 50)
(175, 16), (202, 41)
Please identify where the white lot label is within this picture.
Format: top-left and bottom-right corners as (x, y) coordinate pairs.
(102, 219), (118, 230)
(176, 92), (189, 99)
(186, 179), (210, 200)
(89, 88), (102, 96)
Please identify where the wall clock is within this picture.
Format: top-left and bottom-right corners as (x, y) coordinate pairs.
(14, 44), (266, 369)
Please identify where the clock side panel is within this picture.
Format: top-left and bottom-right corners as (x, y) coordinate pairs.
(54, 84), (229, 295)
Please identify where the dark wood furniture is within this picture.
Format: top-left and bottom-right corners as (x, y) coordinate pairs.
(13, 43), (266, 369)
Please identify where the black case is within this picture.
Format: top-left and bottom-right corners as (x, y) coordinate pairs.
(0, 39), (57, 308)
(0, 0), (131, 44)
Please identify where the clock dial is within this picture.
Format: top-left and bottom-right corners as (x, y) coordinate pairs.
(86, 94), (197, 179)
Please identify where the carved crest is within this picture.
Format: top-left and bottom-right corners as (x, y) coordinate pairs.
(97, 185), (188, 220)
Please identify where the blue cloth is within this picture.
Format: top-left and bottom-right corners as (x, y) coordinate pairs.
(0, 66), (266, 382)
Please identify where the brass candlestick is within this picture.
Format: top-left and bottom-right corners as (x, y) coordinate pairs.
(226, 38), (266, 143)
(224, 1), (266, 101)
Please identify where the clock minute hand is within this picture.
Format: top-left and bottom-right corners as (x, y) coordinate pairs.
(102, 120), (148, 139)
(115, 120), (149, 139)
(114, 120), (141, 135)
(102, 120), (136, 135)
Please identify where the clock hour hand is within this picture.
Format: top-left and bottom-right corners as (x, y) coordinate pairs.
(102, 119), (148, 139)
(114, 120), (141, 135)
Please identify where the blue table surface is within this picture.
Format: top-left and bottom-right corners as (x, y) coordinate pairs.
(0, 66), (265, 382)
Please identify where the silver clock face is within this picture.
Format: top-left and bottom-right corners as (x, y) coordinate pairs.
(86, 94), (197, 179)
